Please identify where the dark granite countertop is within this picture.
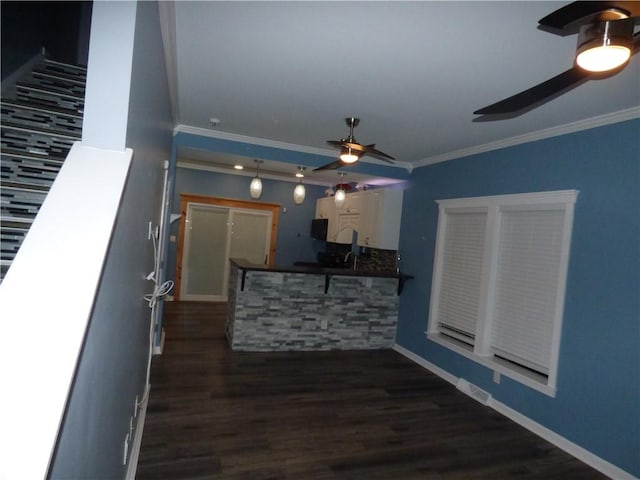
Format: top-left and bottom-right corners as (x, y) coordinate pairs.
(230, 258), (412, 280)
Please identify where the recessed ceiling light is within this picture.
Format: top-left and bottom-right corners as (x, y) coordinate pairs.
(234, 165), (243, 170)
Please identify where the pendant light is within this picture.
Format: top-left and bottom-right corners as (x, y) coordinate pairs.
(249, 159), (263, 199)
(293, 166), (306, 205)
(334, 172), (347, 208)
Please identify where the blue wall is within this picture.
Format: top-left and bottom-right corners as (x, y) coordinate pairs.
(49, 2), (173, 478)
(166, 167), (329, 283)
(396, 119), (640, 476)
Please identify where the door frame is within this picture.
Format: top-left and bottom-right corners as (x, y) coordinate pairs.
(174, 193), (280, 301)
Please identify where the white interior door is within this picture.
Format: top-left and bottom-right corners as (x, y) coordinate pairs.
(180, 203), (230, 301)
(180, 203), (272, 302)
(229, 209), (272, 265)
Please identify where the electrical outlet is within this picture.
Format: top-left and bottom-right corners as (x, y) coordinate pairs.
(147, 221), (153, 240)
(320, 319), (328, 330)
(493, 370), (501, 384)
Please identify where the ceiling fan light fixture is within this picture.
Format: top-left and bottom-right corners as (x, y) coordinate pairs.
(339, 147), (360, 164)
(575, 20), (633, 72)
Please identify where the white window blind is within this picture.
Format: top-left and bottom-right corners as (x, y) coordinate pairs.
(437, 211), (487, 343)
(490, 208), (566, 375)
(428, 190), (577, 395)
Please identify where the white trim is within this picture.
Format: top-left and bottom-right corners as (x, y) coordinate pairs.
(125, 387), (149, 480)
(177, 159), (332, 186)
(426, 332), (556, 397)
(152, 329), (165, 356)
(414, 107), (640, 167)
(490, 398), (638, 480)
(436, 189), (579, 209)
(392, 344), (457, 386)
(158, 2), (179, 124)
(393, 343), (638, 480)
(173, 124), (414, 172)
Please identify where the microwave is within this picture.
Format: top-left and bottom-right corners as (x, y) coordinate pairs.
(310, 218), (328, 240)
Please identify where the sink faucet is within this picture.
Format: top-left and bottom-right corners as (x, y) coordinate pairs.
(344, 251), (357, 270)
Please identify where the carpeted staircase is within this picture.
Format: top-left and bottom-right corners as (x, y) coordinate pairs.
(1, 57), (86, 281)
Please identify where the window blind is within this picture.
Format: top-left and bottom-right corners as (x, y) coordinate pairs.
(490, 208), (566, 375)
(437, 211), (487, 342)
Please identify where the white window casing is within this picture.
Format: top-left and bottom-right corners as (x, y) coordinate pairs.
(427, 190), (578, 396)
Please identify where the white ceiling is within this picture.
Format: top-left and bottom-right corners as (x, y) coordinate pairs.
(162, 1), (640, 184)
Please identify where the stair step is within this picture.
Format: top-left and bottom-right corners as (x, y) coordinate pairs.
(2, 103), (82, 138)
(1, 186), (47, 220)
(1, 98), (83, 120)
(16, 82), (85, 101)
(1, 227), (28, 263)
(16, 85), (84, 116)
(1, 123), (76, 158)
(0, 216), (34, 227)
(2, 121), (81, 140)
(32, 69), (86, 87)
(21, 73), (86, 98)
(1, 148), (66, 165)
(1, 173), (56, 192)
(44, 58), (87, 76)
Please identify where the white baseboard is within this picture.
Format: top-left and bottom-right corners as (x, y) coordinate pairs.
(392, 343), (637, 480)
(393, 344), (457, 386)
(125, 387), (149, 480)
(153, 329), (165, 355)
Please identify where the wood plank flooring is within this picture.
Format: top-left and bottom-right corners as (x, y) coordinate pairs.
(136, 301), (606, 480)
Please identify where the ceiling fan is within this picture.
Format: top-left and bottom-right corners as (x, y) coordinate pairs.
(474, 1), (640, 116)
(314, 117), (395, 171)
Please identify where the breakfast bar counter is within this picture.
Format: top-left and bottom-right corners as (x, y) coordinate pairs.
(226, 258), (412, 351)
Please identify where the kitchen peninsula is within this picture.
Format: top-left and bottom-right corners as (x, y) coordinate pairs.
(227, 258), (412, 351)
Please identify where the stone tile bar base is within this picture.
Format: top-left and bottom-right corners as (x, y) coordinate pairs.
(227, 263), (399, 351)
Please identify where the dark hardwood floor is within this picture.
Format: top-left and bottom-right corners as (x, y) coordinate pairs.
(136, 302), (606, 480)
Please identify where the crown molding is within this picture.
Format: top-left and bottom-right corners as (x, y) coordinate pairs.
(176, 159), (332, 186)
(173, 124), (413, 172)
(413, 107), (640, 168)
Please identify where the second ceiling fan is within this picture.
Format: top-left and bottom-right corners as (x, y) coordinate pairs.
(314, 117), (395, 171)
(474, 1), (640, 116)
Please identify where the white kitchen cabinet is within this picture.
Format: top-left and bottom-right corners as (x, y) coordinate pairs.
(315, 196), (334, 220)
(335, 213), (360, 244)
(315, 189), (403, 247)
(315, 196), (341, 242)
(336, 191), (363, 214)
(357, 188), (403, 250)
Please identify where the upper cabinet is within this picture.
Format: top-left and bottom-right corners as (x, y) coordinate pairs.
(358, 188), (403, 250)
(315, 188), (403, 250)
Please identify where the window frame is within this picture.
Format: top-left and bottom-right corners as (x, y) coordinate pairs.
(426, 190), (578, 396)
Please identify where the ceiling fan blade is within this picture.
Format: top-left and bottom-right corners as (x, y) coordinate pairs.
(313, 160), (345, 171)
(474, 67), (591, 115)
(362, 144), (395, 162)
(326, 140), (367, 152)
(539, 1), (640, 31)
